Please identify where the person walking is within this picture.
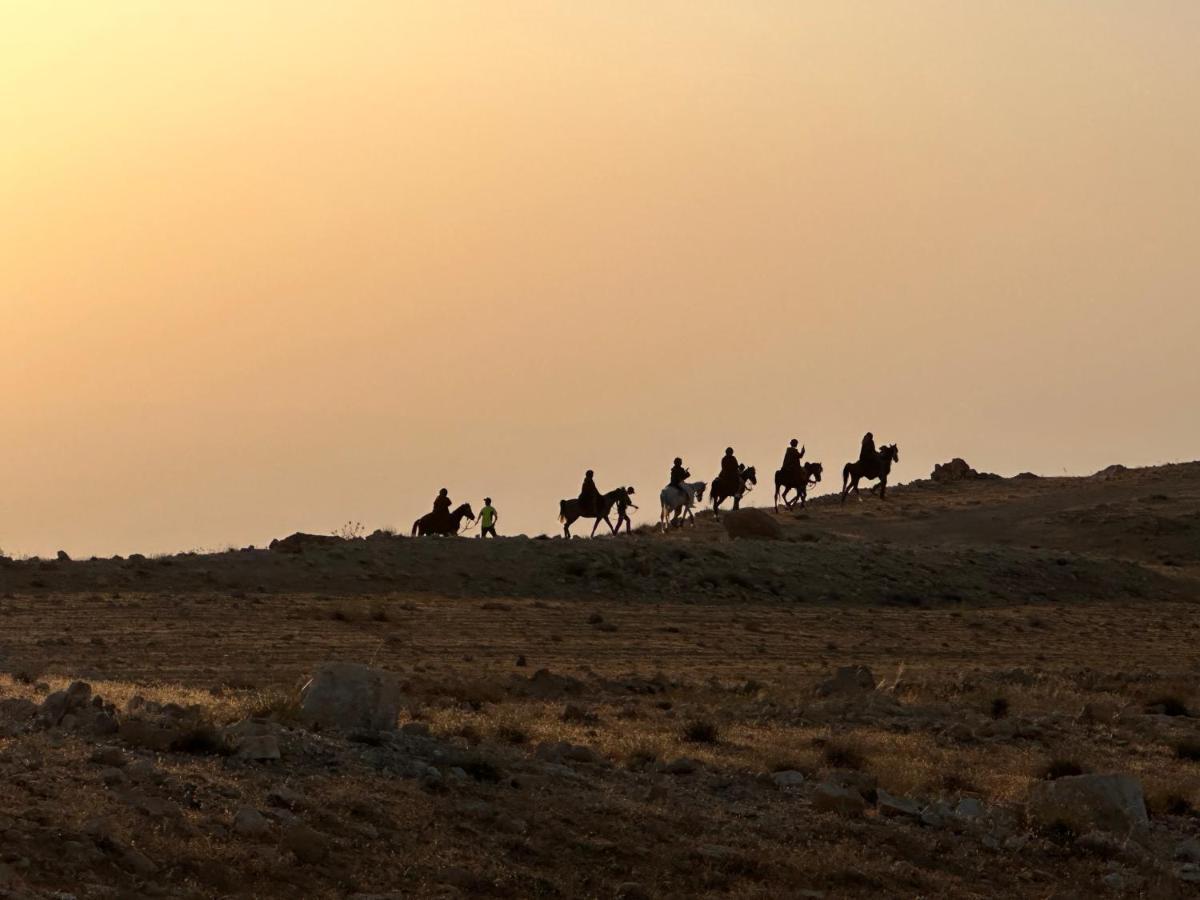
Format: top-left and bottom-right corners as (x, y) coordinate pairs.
(478, 497), (498, 538)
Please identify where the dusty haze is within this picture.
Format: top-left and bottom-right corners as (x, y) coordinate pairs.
(2, 2), (1198, 557)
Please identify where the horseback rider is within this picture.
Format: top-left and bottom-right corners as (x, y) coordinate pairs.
(578, 470), (602, 517)
(669, 458), (689, 489)
(781, 439), (804, 482)
(860, 432), (877, 463)
(718, 447), (741, 494)
(432, 488), (453, 528)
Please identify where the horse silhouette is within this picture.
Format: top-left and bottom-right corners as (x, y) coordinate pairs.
(775, 461), (823, 511)
(559, 487), (635, 538)
(711, 465), (756, 518)
(841, 445), (899, 503)
(412, 503), (476, 537)
(660, 481), (707, 530)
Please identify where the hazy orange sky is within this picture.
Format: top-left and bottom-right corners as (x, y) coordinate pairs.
(3, 3), (1198, 556)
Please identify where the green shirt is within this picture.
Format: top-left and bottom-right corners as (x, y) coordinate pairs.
(480, 505), (496, 528)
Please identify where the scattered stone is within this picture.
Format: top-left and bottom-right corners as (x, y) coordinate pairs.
(1077, 702), (1120, 725)
(662, 757), (700, 775)
(126, 758), (160, 783)
(771, 770), (806, 788)
(812, 782), (867, 817)
(88, 748), (127, 768)
(535, 741), (607, 767)
(281, 823), (329, 864)
(955, 797), (985, 820)
(722, 508), (783, 541)
(121, 848), (158, 876)
(267, 785), (307, 810)
(517, 668), (586, 699)
(876, 789), (923, 820)
(1027, 774), (1148, 835)
(232, 807), (272, 841)
(562, 703), (599, 725)
(299, 662), (403, 732)
(1175, 839), (1200, 863)
(236, 734), (281, 761)
(815, 666), (877, 697)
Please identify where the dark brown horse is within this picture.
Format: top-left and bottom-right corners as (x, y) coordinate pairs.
(559, 487), (635, 538)
(775, 461), (823, 511)
(841, 444), (899, 503)
(412, 503), (476, 536)
(711, 465), (756, 518)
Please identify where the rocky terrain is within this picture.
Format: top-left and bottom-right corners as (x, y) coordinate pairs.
(1, 461), (1199, 898)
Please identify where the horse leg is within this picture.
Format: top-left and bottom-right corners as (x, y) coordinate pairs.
(774, 484), (781, 513)
(879, 477), (888, 501)
(563, 516), (573, 539)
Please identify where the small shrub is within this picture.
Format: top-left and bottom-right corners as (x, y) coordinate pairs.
(1041, 758), (1085, 780)
(451, 753), (502, 783)
(494, 724), (528, 745)
(624, 745), (660, 769)
(1149, 695), (1191, 717)
(990, 697), (1010, 720)
(335, 521), (366, 540)
(682, 720), (720, 744)
(1174, 740), (1200, 762)
(247, 689), (303, 724)
(822, 741), (867, 771)
(171, 723), (231, 756)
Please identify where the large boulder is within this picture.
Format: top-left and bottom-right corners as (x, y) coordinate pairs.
(722, 508), (783, 541)
(1027, 774), (1148, 835)
(299, 663), (403, 732)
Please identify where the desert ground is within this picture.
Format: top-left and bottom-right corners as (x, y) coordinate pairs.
(2, 460), (1199, 898)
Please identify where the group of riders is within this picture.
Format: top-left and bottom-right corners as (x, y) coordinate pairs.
(414, 432), (898, 537)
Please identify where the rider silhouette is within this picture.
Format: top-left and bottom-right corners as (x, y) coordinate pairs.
(859, 432), (877, 465)
(719, 447), (740, 493)
(578, 470), (602, 517)
(781, 439), (803, 480)
(432, 488), (452, 528)
(669, 458), (689, 489)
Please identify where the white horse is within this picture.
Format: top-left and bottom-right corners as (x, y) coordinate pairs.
(659, 481), (707, 531)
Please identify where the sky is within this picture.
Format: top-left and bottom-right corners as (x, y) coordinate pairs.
(2, 2), (1198, 556)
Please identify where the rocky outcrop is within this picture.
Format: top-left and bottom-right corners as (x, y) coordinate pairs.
(268, 532), (344, 554)
(722, 508), (783, 541)
(931, 459), (1001, 482)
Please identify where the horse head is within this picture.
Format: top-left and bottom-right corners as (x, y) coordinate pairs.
(743, 466), (757, 485)
(455, 503), (475, 521)
(808, 462), (823, 483)
(694, 481), (707, 502)
(884, 445), (899, 463)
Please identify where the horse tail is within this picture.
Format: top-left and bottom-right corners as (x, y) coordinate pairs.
(842, 462), (853, 487)
(411, 519), (420, 537)
(558, 499), (567, 524)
